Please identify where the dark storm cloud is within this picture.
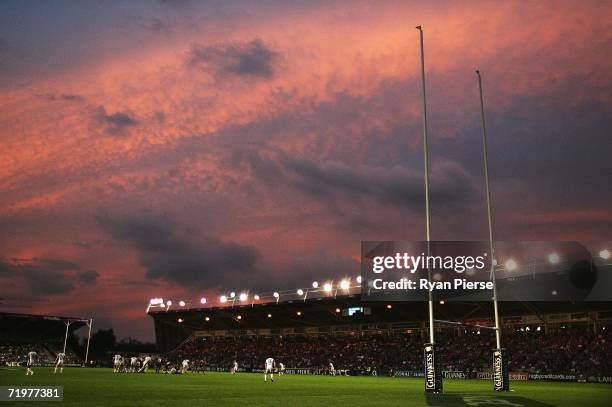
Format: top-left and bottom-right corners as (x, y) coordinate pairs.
(36, 93), (85, 102)
(77, 270), (99, 285)
(237, 150), (477, 213)
(187, 39), (277, 79)
(34, 258), (80, 271)
(95, 213), (261, 288)
(95, 106), (138, 135)
(0, 258), (97, 295)
(61, 94), (84, 102)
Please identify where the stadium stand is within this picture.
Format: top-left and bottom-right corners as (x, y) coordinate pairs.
(150, 296), (612, 381)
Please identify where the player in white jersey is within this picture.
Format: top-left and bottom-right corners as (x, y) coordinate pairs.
(113, 354), (123, 373)
(264, 357), (275, 382)
(130, 356), (139, 372)
(54, 352), (65, 374)
(139, 356), (152, 373)
(231, 360), (238, 374)
(329, 362), (336, 376)
(181, 359), (190, 373)
(26, 351), (37, 375)
(278, 362), (285, 375)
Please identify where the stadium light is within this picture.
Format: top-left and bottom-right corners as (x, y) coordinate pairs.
(439, 300), (445, 305)
(230, 292), (236, 298)
(386, 304), (392, 309)
(273, 292), (279, 298)
(179, 300), (186, 307)
(356, 276), (362, 284)
(340, 279), (350, 290)
(177, 318), (183, 323)
(323, 283), (333, 292)
(296, 311), (302, 316)
(236, 315), (242, 320)
(504, 259), (517, 271)
(220, 295), (228, 303)
(254, 294), (260, 300)
(335, 308), (341, 313)
(205, 316), (210, 322)
(239, 293), (248, 302)
(267, 313), (272, 318)
(548, 253), (560, 264)
(166, 300), (172, 306)
(297, 289), (304, 296)
(160, 303), (165, 308)
(600, 249), (610, 260)
(312, 281), (319, 289)
(200, 297), (207, 304)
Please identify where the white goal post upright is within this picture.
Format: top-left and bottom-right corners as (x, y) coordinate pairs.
(476, 70), (509, 391)
(62, 320), (72, 354)
(84, 318), (93, 365)
(417, 25), (442, 394)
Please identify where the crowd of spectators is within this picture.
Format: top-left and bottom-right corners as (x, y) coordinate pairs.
(0, 342), (81, 366)
(167, 326), (611, 376)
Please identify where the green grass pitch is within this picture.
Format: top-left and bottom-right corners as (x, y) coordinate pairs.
(1, 368), (611, 406)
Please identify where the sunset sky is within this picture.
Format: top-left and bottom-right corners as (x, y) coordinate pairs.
(1, 0), (610, 340)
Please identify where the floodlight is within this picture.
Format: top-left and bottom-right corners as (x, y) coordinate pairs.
(504, 259), (517, 271)
(600, 249), (610, 260)
(179, 300), (186, 307)
(297, 289), (304, 296)
(205, 316), (210, 321)
(166, 300), (172, 306)
(254, 294), (260, 300)
(356, 276), (362, 284)
(267, 313), (272, 318)
(386, 304), (392, 309)
(177, 318), (183, 323)
(273, 292), (280, 298)
(312, 281), (319, 288)
(220, 295), (228, 303)
(340, 279), (350, 290)
(200, 297), (207, 304)
(239, 293), (248, 301)
(548, 253), (560, 264)
(296, 311), (302, 316)
(323, 283), (332, 292)
(160, 303), (165, 308)
(335, 308), (341, 313)
(230, 292), (236, 298)
(439, 300), (445, 305)
(236, 315), (242, 320)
